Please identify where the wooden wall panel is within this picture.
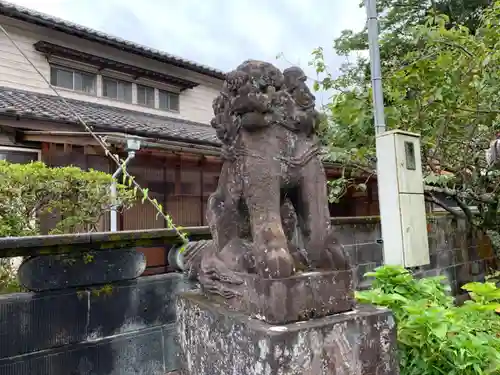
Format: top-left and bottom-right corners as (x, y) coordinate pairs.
(39, 147), (381, 237)
(122, 155), (166, 230)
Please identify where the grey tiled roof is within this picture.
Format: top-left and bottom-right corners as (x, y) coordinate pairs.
(0, 87), (220, 146)
(0, 1), (226, 80)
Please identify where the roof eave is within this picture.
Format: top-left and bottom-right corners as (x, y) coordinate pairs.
(0, 112), (222, 148)
(0, 4), (226, 81)
(20, 130), (223, 157)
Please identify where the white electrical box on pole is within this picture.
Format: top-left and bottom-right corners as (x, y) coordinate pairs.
(376, 130), (430, 267)
(365, 0), (430, 267)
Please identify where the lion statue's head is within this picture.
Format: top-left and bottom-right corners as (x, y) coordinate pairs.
(210, 60), (318, 149)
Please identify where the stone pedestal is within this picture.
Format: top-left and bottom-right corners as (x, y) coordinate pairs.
(214, 269), (356, 324)
(176, 292), (399, 375)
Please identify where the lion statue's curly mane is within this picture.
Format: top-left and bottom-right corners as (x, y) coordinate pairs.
(184, 60), (350, 298)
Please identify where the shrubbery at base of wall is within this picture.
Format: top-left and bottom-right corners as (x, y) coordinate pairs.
(357, 266), (500, 374)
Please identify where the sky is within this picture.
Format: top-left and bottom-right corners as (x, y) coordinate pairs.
(9, 0), (367, 106)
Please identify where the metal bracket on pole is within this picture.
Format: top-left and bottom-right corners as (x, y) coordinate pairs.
(110, 138), (141, 232)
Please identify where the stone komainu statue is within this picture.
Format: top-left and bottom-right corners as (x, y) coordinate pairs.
(183, 60), (351, 298)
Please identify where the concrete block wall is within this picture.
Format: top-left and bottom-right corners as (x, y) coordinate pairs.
(0, 273), (192, 375)
(333, 215), (499, 296)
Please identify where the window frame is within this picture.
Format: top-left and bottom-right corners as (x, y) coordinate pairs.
(0, 146), (42, 235)
(50, 65), (97, 94)
(101, 76), (133, 103)
(158, 89), (180, 112)
(0, 146), (41, 162)
(136, 84), (156, 108)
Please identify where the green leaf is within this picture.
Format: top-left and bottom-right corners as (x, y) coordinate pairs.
(0, 160), (136, 237)
(355, 265), (500, 373)
(141, 188), (149, 203)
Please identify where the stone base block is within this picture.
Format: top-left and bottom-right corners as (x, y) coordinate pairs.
(215, 269), (355, 324)
(176, 291), (399, 375)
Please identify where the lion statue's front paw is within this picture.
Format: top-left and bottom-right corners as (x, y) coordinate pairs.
(253, 246), (294, 279)
(307, 232), (352, 271)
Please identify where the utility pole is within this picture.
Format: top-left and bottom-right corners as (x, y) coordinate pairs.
(365, 0), (431, 267)
(365, 0), (386, 135)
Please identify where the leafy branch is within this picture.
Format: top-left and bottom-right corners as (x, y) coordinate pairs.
(312, 0), (500, 234)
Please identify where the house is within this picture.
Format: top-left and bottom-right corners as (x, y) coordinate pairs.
(0, 1), (379, 241)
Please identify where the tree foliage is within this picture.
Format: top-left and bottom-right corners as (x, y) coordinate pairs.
(312, 0), (500, 232)
(0, 160), (137, 293)
(334, 1), (493, 71)
(0, 160), (136, 237)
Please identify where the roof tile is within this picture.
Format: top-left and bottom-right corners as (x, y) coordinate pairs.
(0, 87), (220, 146)
(0, 1), (226, 80)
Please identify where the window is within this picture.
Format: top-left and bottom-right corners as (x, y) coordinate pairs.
(137, 84), (155, 107)
(102, 77), (133, 103)
(159, 89), (180, 111)
(49, 64), (182, 111)
(50, 66), (96, 94)
(0, 147), (40, 164)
